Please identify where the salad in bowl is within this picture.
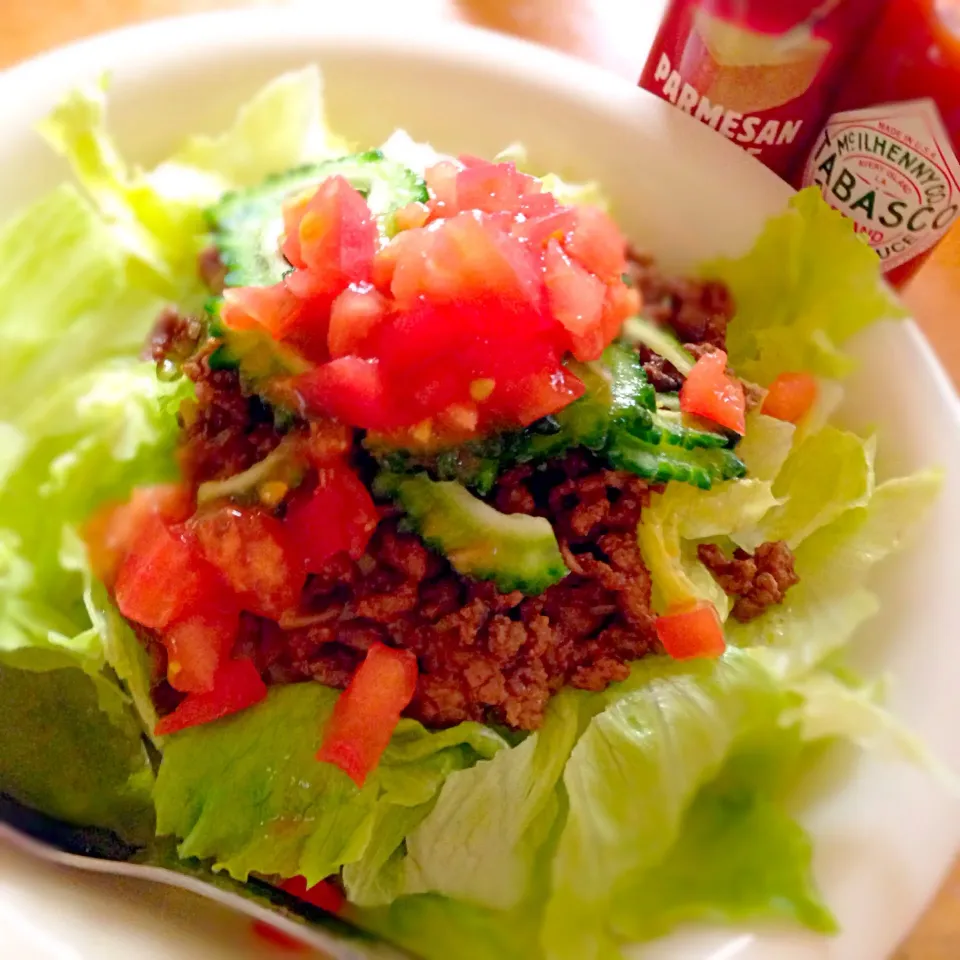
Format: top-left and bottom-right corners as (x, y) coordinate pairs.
(0, 64), (951, 960)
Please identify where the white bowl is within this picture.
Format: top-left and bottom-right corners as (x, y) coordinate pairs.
(0, 11), (958, 960)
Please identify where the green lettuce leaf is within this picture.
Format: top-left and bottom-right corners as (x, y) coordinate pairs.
(0, 664), (154, 842)
(154, 682), (505, 886)
(638, 478), (779, 615)
(351, 893), (542, 960)
(733, 470), (942, 681)
(783, 673), (960, 792)
(540, 649), (784, 960)
(611, 731), (835, 940)
(0, 187), (166, 420)
(400, 690), (580, 910)
(168, 67), (346, 186)
(734, 411), (796, 483)
(706, 188), (907, 385)
(38, 67), (341, 302)
(738, 425), (875, 551)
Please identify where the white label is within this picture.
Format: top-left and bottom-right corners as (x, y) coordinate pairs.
(801, 99), (960, 272)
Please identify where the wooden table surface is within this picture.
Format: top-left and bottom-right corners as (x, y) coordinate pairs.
(1, 1), (957, 958)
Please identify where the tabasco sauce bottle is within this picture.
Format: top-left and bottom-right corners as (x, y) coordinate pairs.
(796, 0), (960, 286)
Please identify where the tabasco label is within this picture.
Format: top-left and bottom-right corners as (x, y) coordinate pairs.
(801, 99), (960, 272)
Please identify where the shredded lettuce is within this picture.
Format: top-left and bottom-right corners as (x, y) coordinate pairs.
(732, 471), (942, 682)
(0, 66), (950, 960)
(705, 188), (907, 385)
(736, 425), (876, 552)
(783, 673), (960, 793)
(541, 650), (785, 960)
(0, 663), (155, 843)
(400, 691), (579, 910)
(610, 731), (835, 939)
(154, 682), (504, 885)
(38, 66), (343, 304)
(638, 478), (779, 615)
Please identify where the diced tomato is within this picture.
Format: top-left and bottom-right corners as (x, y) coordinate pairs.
(190, 506), (305, 620)
(656, 602), (726, 660)
(284, 462), (379, 572)
(393, 201), (430, 233)
(563, 205), (628, 283)
(424, 160), (460, 218)
(454, 160), (541, 216)
(279, 877), (345, 914)
(761, 371), (818, 424)
(282, 176), (377, 294)
(296, 356), (414, 432)
(679, 349), (746, 435)
(114, 518), (221, 630)
(164, 597), (240, 694)
(542, 238), (607, 361)
(317, 642), (419, 787)
(391, 212), (543, 313)
(84, 484), (192, 587)
(600, 279), (641, 342)
(327, 282), (389, 359)
(279, 185), (320, 270)
(511, 207), (576, 248)
(220, 284), (303, 340)
(154, 657), (267, 736)
(371, 227), (428, 294)
(492, 363), (586, 426)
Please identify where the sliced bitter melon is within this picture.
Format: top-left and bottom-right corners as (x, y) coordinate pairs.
(604, 426), (746, 491)
(375, 473), (568, 595)
(208, 151), (428, 288)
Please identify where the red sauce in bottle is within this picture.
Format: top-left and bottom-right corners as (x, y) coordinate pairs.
(639, 0), (885, 178)
(795, 0), (960, 287)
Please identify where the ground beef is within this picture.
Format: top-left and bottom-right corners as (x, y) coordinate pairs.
(152, 348), (663, 730)
(144, 307), (204, 366)
(228, 451), (660, 731)
(697, 541), (800, 622)
(177, 349), (287, 487)
(627, 250), (734, 350)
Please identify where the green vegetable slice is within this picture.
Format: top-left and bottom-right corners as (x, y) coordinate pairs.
(209, 151), (427, 288)
(376, 473), (568, 594)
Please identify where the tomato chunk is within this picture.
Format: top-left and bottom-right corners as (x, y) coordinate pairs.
(492, 363), (586, 426)
(164, 598), (240, 694)
(154, 657), (267, 736)
(114, 518), (219, 630)
(220, 283), (303, 340)
(656, 602), (726, 660)
(327, 282), (389, 359)
(542, 238), (607, 361)
(296, 357), (413, 432)
(282, 176), (377, 297)
(84, 484), (191, 587)
(280, 877), (345, 914)
(761, 371), (818, 424)
(564, 205), (628, 283)
(424, 160), (459, 218)
(190, 506), (305, 620)
(284, 462), (379, 573)
(317, 642), (419, 787)
(454, 159), (541, 216)
(679, 349), (746, 435)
